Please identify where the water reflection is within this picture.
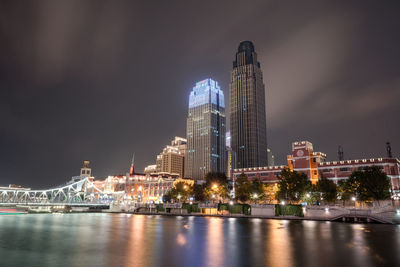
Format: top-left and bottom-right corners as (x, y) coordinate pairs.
(0, 214), (399, 267)
(267, 220), (293, 267)
(206, 217), (225, 267)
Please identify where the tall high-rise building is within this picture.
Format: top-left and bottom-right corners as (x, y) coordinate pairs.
(185, 79), (226, 180)
(230, 41), (268, 168)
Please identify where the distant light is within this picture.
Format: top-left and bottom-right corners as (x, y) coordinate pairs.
(325, 208), (329, 213)
(212, 194), (216, 198)
(351, 197), (356, 201)
(306, 193), (310, 198)
(281, 201), (285, 205)
(229, 201), (233, 205)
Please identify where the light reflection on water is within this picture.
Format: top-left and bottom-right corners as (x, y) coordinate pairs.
(0, 214), (399, 267)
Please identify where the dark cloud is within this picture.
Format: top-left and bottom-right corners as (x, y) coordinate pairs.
(0, 1), (399, 188)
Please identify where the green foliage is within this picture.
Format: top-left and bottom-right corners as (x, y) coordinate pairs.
(156, 204), (165, 212)
(193, 184), (206, 202)
(337, 179), (353, 204)
(228, 204), (251, 215)
(235, 173), (251, 202)
(163, 191), (172, 203)
(181, 203), (200, 213)
(275, 204), (304, 217)
(218, 203), (229, 211)
(204, 172), (229, 201)
(167, 181), (193, 202)
(276, 168), (311, 203)
(264, 183), (278, 203)
(249, 178), (266, 203)
(344, 166), (391, 202)
(317, 176), (338, 203)
(205, 172), (228, 186)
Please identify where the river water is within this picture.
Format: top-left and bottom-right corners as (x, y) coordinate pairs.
(0, 213), (399, 267)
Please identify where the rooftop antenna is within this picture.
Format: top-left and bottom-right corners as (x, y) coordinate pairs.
(338, 145), (344, 161)
(129, 153), (135, 175)
(386, 142), (392, 158)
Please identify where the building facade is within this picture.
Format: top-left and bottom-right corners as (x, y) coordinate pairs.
(155, 137), (187, 177)
(185, 79), (226, 180)
(230, 41), (268, 169)
(233, 141), (400, 193)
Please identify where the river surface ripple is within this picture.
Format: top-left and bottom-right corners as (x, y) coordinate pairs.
(0, 213), (399, 267)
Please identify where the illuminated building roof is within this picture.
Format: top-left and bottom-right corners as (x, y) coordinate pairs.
(188, 78), (224, 109)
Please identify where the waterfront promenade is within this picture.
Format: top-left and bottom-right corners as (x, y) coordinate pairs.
(107, 203), (400, 224)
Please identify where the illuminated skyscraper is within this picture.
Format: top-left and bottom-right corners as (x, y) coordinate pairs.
(185, 79), (226, 180)
(230, 41), (268, 168)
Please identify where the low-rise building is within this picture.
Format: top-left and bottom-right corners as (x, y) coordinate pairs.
(233, 141), (400, 193)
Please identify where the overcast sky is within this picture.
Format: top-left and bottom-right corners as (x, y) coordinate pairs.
(1, 0), (399, 188)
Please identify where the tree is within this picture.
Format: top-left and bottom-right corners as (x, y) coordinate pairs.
(317, 176), (338, 204)
(249, 178), (265, 203)
(169, 181), (192, 202)
(276, 168), (311, 204)
(204, 172), (229, 202)
(193, 184), (206, 202)
(204, 172), (228, 187)
(235, 173), (250, 202)
(337, 179), (353, 206)
(264, 183), (278, 204)
(345, 166), (391, 204)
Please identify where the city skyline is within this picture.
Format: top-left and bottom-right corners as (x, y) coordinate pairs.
(0, 1), (399, 187)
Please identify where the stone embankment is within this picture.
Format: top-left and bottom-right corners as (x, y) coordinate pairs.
(108, 203), (400, 224)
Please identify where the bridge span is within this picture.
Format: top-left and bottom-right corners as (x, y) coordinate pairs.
(0, 177), (112, 208)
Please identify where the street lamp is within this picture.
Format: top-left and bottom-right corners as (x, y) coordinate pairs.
(253, 193), (258, 204)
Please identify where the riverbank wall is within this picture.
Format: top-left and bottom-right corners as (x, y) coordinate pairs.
(107, 203), (400, 224)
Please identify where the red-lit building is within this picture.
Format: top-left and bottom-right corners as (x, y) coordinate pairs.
(233, 141), (400, 192)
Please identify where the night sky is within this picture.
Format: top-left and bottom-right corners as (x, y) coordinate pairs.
(1, 1), (399, 188)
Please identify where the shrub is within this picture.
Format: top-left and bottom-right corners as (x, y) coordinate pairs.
(156, 204), (165, 212)
(275, 204), (304, 217)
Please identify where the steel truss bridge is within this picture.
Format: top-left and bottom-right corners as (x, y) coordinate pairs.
(0, 178), (112, 207)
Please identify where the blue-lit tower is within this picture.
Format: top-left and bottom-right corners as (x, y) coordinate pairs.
(185, 79), (226, 180)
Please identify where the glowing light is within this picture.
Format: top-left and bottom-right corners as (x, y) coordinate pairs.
(281, 201), (285, 205)
(212, 194), (216, 198)
(213, 184), (218, 189)
(229, 201), (233, 205)
(306, 193), (310, 198)
(351, 197), (356, 201)
(189, 79), (225, 108)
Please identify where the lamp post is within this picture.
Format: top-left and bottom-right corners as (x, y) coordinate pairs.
(253, 193), (258, 204)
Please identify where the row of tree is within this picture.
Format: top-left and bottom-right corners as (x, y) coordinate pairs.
(276, 166), (391, 205)
(164, 166), (392, 205)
